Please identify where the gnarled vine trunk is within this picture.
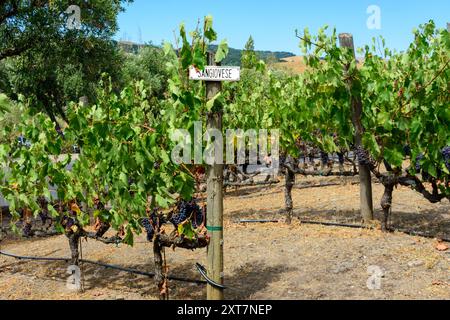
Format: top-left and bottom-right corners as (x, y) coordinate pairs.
(380, 183), (394, 231)
(284, 156), (296, 224)
(94, 220), (110, 238)
(379, 174), (397, 232)
(67, 232), (80, 266)
(153, 234), (167, 300)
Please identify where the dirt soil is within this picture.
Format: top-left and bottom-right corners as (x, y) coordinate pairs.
(0, 176), (449, 300)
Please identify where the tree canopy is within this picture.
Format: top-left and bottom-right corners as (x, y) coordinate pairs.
(0, 0), (132, 120)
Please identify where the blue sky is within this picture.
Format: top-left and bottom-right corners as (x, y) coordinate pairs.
(116, 0), (450, 54)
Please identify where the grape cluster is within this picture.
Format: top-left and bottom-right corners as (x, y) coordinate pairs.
(170, 199), (204, 228)
(355, 146), (370, 166)
(22, 223), (32, 237)
(320, 152), (329, 166)
(415, 154), (431, 180)
(39, 210), (50, 225)
(66, 218), (75, 228)
(61, 216), (76, 230)
(403, 145), (411, 156)
(279, 155), (287, 167)
(192, 206), (205, 229)
(142, 211), (165, 242)
(55, 124), (64, 138)
(142, 218), (155, 241)
(337, 153), (345, 165)
(414, 149), (449, 180)
(442, 146), (450, 171)
(415, 154), (424, 172)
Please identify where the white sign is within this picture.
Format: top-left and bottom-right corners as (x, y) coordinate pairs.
(189, 66), (240, 82)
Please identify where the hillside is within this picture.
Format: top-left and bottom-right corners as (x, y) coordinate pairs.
(273, 56), (365, 74)
(117, 41), (295, 66)
(272, 56), (309, 74)
(209, 45), (295, 66)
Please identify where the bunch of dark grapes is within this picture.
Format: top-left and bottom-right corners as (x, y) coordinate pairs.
(320, 152), (329, 166)
(414, 154), (431, 180)
(38, 210), (50, 225)
(355, 146), (370, 166)
(337, 153), (345, 165)
(55, 123), (65, 139)
(170, 199), (204, 228)
(403, 145), (411, 156)
(442, 146), (450, 171)
(22, 223), (33, 237)
(415, 154), (424, 172)
(62, 216), (75, 229)
(142, 210), (166, 242)
(142, 218), (155, 241)
(192, 205), (205, 229)
(277, 156), (284, 167)
(170, 201), (190, 227)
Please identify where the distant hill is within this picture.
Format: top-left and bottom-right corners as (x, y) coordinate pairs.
(273, 56), (309, 74)
(117, 40), (147, 54)
(117, 41), (295, 66)
(273, 56), (365, 74)
(209, 45), (295, 66)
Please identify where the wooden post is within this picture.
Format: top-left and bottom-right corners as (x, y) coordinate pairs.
(206, 52), (224, 300)
(339, 33), (374, 223)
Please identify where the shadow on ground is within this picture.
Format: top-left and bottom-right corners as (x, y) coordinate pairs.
(0, 258), (291, 300)
(228, 206), (450, 240)
(224, 262), (293, 300)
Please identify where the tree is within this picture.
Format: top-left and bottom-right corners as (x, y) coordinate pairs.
(121, 45), (170, 100)
(241, 36), (259, 69)
(0, 0), (132, 120)
(0, 93), (20, 144)
(0, 1), (132, 61)
(265, 53), (279, 66)
(7, 37), (124, 122)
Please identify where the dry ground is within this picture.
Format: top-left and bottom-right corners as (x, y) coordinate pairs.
(0, 176), (449, 300)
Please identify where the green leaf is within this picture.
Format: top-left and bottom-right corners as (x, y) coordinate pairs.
(19, 194), (29, 207)
(423, 162), (437, 178)
(215, 40), (229, 63)
(124, 226), (134, 246)
(206, 92), (224, 112)
(362, 133), (381, 157)
(204, 15), (217, 42)
(384, 148), (404, 167)
(160, 149), (170, 164)
(193, 47), (206, 69)
(155, 194), (169, 208)
(77, 212), (90, 226)
(0, 94), (11, 113)
(0, 145), (10, 160)
(119, 172), (128, 186)
(177, 221), (196, 240)
(48, 204), (59, 218)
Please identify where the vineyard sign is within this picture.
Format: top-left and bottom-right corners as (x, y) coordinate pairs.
(189, 66), (240, 82)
